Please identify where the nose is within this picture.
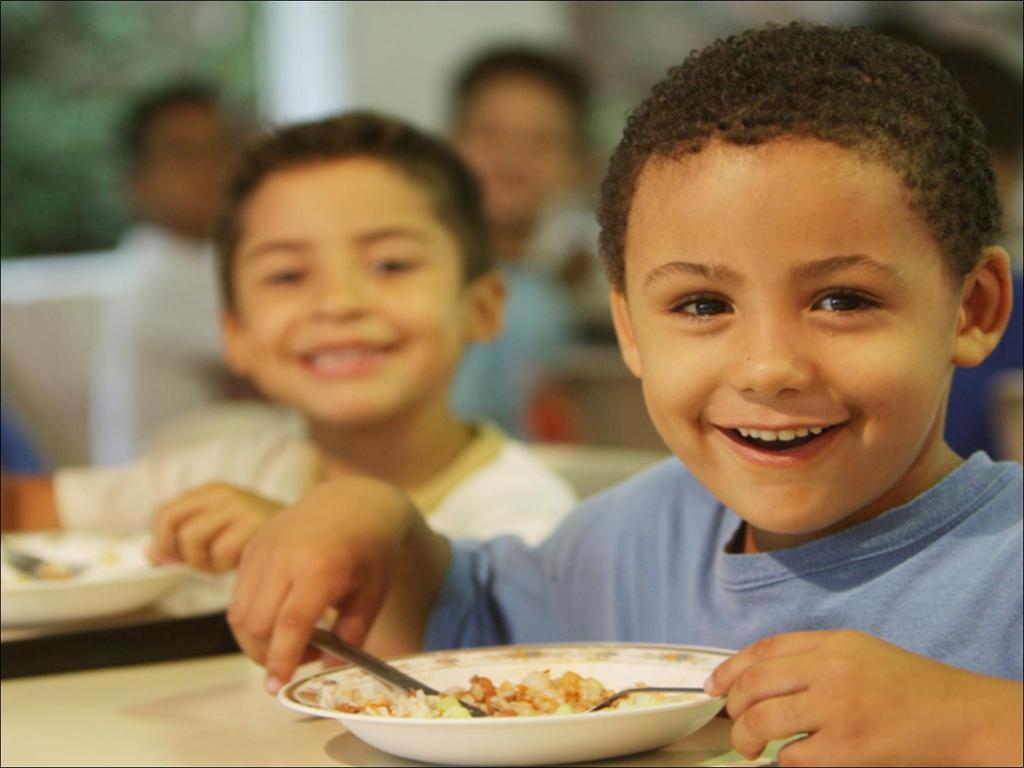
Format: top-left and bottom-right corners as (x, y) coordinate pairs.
(731, 319), (815, 399)
(311, 262), (372, 322)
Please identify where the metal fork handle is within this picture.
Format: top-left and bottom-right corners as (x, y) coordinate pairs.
(588, 685), (708, 712)
(308, 629), (488, 717)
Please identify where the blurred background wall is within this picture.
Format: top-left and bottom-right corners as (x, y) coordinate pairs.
(2, 0), (1021, 467)
(6, 0), (1018, 259)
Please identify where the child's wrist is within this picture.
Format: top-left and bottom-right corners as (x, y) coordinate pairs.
(948, 674), (1023, 767)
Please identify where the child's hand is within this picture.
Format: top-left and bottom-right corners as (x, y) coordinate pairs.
(705, 629), (1023, 767)
(226, 476), (448, 694)
(148, 483), (283, 571)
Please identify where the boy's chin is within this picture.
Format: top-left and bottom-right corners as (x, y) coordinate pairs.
(304, 408), (395, 429)
(729, 494), (858, 540)
(301, 393), (429, 430)
(738, 503), (867, 548)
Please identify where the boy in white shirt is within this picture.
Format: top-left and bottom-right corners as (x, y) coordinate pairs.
(1, 113), (577, 561)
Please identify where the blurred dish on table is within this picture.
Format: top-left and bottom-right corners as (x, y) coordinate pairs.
(1, 531), (187, 627)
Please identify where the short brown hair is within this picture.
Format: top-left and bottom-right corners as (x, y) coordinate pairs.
(121, 79), (220, 169)
(599, 23), (1001, 291)
(451, 45), (591, 146)
(216, 112), (492, 311)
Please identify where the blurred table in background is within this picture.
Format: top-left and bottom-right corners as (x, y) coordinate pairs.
(541, 344), (666, 453)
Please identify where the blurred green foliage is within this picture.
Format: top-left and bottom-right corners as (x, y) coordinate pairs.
(1, 0), (257, 258)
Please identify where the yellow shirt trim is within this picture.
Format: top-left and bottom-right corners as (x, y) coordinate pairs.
(407, 422), (506, 514)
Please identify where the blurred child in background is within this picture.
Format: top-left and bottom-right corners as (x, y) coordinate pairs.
(91, 79), (242, 465)
(2, 113), (576, 568)
(448, 46), (605, 437)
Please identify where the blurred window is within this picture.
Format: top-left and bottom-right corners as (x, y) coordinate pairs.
(0, 0), (257, 259)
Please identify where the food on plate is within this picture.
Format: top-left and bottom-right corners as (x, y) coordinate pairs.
(299, 669), (697, 718)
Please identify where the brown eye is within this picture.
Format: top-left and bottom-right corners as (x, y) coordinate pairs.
(264, 269), (305, 285)
(814, 291), (877, 312)
(673, 296), (733, 317)
(373, 257), (419, 274)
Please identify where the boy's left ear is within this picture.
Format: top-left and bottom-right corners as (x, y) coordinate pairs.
(610, 287), (643, 378)
(463, 270), (506, 343)
(952, 246), (1014, 368)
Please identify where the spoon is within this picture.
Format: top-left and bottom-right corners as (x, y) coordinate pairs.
(587, 685), (709, 713)
(308, 628), (488, 717)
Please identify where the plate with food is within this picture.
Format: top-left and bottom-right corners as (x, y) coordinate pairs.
(280, 642), (729, 766)
(1, 531), (188, 627)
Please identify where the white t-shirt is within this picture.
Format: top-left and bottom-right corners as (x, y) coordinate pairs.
(55, 427), (577, 546)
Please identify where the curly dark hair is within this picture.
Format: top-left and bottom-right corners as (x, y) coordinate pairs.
(216, 112), (492, 311)
(598, 23), (1001, 291)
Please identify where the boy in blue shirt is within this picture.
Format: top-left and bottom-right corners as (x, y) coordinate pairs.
(227, 25), (1023, 765)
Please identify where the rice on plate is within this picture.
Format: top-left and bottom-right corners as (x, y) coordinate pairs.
(301, 668), (688, 718)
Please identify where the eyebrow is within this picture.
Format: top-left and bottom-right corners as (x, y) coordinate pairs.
(642, 253), (905, 291)
(239, 239), (310, 263)
(352, 226), (431, 248)
(790, 254), (904, 283)
(239, 226), (431, 263)
(643, 261), (741, 291)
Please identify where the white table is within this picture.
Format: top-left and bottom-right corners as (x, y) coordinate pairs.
(1, 653), (771, 766)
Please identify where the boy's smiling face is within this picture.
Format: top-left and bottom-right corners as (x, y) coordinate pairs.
(223, 157), (500, 428)
(612, 139), (976, 547)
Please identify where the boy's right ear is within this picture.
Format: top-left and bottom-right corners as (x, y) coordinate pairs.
(220, 311), (253, 377)
(951, 246), (1014, 369)
(610, 288), (643, 379)
(463, 270), (506, 343)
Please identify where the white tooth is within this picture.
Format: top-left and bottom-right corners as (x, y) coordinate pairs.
(758, 429), (778, 441)
(810, 426), (823, 435)
(778, 430), (796, 441)
(795, 428), (809, 438)
(311, 348), (372, 366)
(738, 428), (750, 437)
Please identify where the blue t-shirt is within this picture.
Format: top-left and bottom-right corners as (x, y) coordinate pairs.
(0, 400), (47, 473)
(426, 453), (1023, 680)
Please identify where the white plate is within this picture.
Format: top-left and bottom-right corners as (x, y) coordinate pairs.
(280, 642), (729, 766)
(1, 531), (188, 627)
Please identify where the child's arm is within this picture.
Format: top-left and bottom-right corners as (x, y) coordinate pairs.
(0, 472), (59, 531)
(226, 476), (451, 693)
(147, 482), (284, 571)
(705, 630), (1024, 767)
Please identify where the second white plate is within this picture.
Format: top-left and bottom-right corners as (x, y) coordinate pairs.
(1, 531), (188, 627)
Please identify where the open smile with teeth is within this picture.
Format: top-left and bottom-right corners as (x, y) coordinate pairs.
(300, 343), (396, 374)
(305, 347), (386, 364)
(732, 425), (834, 451)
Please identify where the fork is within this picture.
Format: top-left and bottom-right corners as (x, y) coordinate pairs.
(308, 628), (489, 717)
(1, 543), (87, 580)
(587, 685), (708, 713)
